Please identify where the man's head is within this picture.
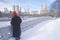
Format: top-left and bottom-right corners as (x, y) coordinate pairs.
(12, 11), (17, 16)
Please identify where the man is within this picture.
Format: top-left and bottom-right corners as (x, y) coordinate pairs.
(11, 11), (22, 40)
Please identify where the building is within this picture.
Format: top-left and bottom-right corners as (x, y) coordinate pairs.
(13, 5), (15, 11)
(40, 4), (48, 16)
(15, 5), (19, 13)
(24, 8), (30, 14)
(13, 5), (19, 14)
(4, 8), (10, 14)
(31, 10), (39, 15)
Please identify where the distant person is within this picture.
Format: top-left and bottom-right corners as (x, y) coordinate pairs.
(11, 11), (22, 40)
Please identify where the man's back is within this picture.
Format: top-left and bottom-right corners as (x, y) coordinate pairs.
(11, 16), (22, 26)
(11, 11), (22, 40)
(11, 16), (22, 37)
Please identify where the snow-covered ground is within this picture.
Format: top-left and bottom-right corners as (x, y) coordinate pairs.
(21, 18), (60, 40)
(21, 17), (53, 32)
(0, 21), (10, 28)
(0, 17), (56, 40)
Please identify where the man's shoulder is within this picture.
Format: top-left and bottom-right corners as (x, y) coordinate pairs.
(12, 16), (21, 19)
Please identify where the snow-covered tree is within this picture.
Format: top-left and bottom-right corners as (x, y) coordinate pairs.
(50, 0), (60, 17)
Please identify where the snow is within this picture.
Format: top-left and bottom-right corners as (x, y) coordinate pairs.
(0, 21), (11, 28)
(21, 20), (53, 40)
(21, 18), (60, 40)
(0, 17), (56, 40)
(0, 17), (36, 28)
(0, 17), (53, 29)
(22, 17), (39, 23)
(21, 17), (53, 32)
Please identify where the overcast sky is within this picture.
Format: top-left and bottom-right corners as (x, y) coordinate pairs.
(0, 0), (55, 11)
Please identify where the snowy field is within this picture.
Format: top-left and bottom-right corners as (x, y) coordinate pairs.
(21, 18), (60, 40)
(0, 16), (58, 40)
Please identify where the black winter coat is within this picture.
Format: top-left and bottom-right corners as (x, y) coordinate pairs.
(11, 16), (22, 37)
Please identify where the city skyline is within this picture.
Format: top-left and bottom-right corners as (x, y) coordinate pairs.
(0, 0), (55, 11)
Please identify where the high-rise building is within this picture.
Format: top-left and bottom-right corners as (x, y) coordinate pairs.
(13, 5), (19, 14)
(40, 4), (48, 16)
(19, 7), (21, 13)
(15, 5), (19, 13)
(13, 5), (15, 11)
(24, 8), (30, 14)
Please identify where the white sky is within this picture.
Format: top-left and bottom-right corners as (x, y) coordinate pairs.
(0, 0), (55, 11)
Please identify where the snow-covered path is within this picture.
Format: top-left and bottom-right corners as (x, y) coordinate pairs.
(21, 17), (53, 32)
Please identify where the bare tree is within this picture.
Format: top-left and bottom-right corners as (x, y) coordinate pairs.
(50, 0), (60, 17)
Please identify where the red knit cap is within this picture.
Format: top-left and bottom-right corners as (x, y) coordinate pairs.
(13, 11), (17, 16)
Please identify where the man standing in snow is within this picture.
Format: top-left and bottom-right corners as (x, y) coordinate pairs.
(11, 11), (22, 40)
